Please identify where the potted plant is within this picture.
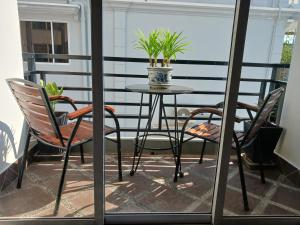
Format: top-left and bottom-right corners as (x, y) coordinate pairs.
(135, 29), (190, 88)
(40, 80), (67, 125)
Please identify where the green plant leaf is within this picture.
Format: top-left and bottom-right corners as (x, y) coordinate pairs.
(40, 81), (64, 111)
(134, 29), (162, 66)
(160, 30), (190, 66)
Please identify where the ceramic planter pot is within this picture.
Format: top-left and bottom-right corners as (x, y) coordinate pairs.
(55, 111), (68, 126)
(147, 67), (173, 89)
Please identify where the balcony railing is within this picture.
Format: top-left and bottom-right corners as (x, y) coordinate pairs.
(22, 53), (288, 132)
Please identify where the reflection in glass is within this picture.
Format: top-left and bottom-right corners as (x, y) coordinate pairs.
(20, 21), (52, 62)
(53, 23), (69, 63)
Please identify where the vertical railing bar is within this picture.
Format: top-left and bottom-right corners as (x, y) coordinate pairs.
(258, 80), (267, 105)
(40, 71), (46, 84)
(269, 67), (278, 92)
(26, 54), (36, 82)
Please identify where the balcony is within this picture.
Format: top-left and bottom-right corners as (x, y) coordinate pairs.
(1, 53), (299, 218)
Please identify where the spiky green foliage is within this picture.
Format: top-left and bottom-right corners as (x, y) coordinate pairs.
(160, 30), (190, 67)
(40, 80), (63, 111)
(135, 29), (162, 67)
(281, 43), (293, 64)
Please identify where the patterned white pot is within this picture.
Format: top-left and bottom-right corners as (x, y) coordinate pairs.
(147, 67), (173, 89)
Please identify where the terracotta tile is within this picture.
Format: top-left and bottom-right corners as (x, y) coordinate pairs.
(243, 166), (281, 181)
(228, 173), (272, 197)
(106, 200), (149, 213)
(142, 160), (176, 179)
(105, 187), (134, 212)
(0, 185), (54, 217)
(223, 188), (260, 215)
(67, 189), (94, 216)
(111, 175), (160, 199)
(28, 161), (65, 179)
(1, 153), (299, 216)
(137, 185), (196, 212)
(193, 202), (211, 213)
(41, 173), (94, 199)
(33, 204), (72, 217)
(282, 171), (300, 189)
(271, 186), (300, 211)
(263, 204), (297, 216)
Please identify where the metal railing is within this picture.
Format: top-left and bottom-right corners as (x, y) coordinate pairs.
(22, 53), (288, 132)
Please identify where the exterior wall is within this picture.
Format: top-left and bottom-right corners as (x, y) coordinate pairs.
(17, 0), (300, 135)
(102, 1), (295, 132)
(275, 21), (300, 169)
(0, 0), (25, 173)
(157, 0), (290, 7)
(18, 0), (91, 111)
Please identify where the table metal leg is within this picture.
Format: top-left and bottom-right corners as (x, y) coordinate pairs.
(149, 94), (152, 130)
(158, 94), (163, 130)
(133, 94), (144, 157)
(174, 95), (183, 178)
(130, 94), (159, 176)
(161, 98), (175, 159)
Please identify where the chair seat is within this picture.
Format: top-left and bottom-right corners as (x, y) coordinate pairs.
(39, 120), (116, 147)
(186, 122), (244, 147)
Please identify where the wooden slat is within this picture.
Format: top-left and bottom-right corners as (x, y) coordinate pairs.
(23, 108), (51, 124)
(13, 90), (44, 105)
(67, 105), (93, 120)
(60, 121), (93, 144)
(39, 133), (65, 147)
(30, 120), (56, 135)
(25, 113), (55, 135)
(186, 122), (244, 146)
(10, 82), (40, 96)
(18, 100), (48, 115)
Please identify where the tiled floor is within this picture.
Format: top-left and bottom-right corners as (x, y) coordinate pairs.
(0, 152), (299, 217)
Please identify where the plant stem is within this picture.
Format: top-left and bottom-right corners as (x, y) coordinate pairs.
(154, 58), (158, 67)
(149, 57), (153, 67)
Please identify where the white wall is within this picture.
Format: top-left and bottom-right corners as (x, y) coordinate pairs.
(275, 21), (300, 169)
(0, 0), (25, 173)
(18, 0), (90, 112)
(102, 1), (292, 134)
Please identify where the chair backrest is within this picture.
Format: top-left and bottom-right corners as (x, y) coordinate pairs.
(243, 87), (285, 143)
(6, 78), (63, 143)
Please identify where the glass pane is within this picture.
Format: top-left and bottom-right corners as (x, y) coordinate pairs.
(223, 0), (300, 216)
(1, 14), (93, 220)
(53, 23), (69, 63)
(20, 21), (52, 62)
(104, 0), (235, 215)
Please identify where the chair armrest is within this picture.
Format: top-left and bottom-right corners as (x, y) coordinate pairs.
(67, 105), (92, 120)
(49, 95), (77, 110)
(49, 95), (74, 103)
(190, 107), (242, 123)
(105, 105), (116, 113)
(237, 102), (259, 112)
(68, 105), (116, 120)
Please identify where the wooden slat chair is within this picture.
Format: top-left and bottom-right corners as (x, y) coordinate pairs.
(6, 78), (122, 214)
(174, 87), (285, 211)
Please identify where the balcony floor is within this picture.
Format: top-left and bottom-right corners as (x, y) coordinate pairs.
(0, 152), (299, 217)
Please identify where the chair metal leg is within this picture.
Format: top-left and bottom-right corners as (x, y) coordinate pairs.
(130, 95), (159, 176)
(174, 140), (183, 182)
(54, 146), (71, 215)
(17, 132), (31, 189)
(174, 125), (186, 182)
(257, 137), (265, 184)
(116, 129), (122, 181)
(80, 145), (85, 164)
(199, 140), (207, 164)
(236, 146), (250, 211)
